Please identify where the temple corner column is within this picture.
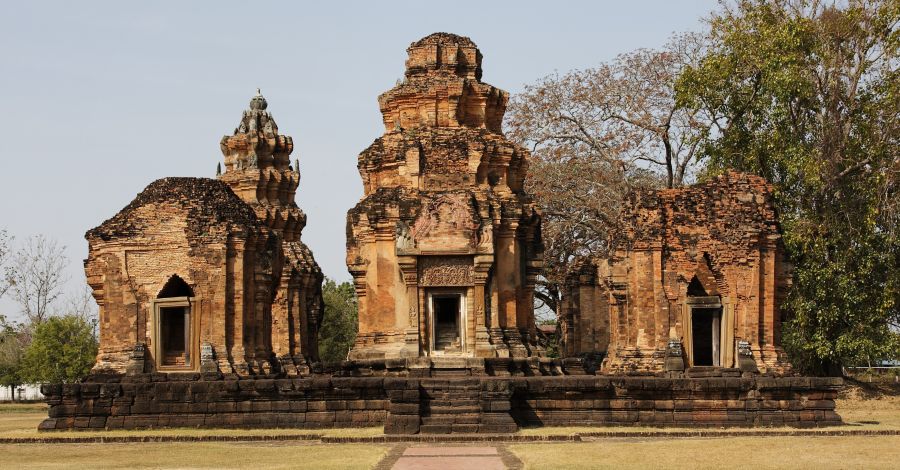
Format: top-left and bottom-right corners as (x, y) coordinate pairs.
(398, 255), (420, 358)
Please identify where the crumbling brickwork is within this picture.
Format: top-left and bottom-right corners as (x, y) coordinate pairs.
(562, 171), (793, 374)
(85, 91), (322, 377)
(346, 33), (543, 360)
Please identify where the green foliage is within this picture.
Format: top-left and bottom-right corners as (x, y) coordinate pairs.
(21, 315), (97, 384)
(317, 278), (358, 363)
(677, 0), (900, 373)
(0, 316), (28, 396)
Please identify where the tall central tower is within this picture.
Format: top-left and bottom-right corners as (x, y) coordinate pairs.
(346, 33), (543, 361)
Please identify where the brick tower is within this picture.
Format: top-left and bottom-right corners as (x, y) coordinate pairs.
(219, 90), (323, 374)
(346, 33), (544, 362)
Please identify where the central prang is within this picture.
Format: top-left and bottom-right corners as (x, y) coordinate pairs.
(346, 33), (544, 361)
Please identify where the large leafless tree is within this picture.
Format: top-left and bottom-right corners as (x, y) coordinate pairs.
(7, 235), (69, 324)
(506, 33), (715, 315)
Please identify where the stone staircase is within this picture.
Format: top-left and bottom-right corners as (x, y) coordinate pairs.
(434, 330), (461, 353)
(162, 352), (188, 367)
(417, 378), (517, 434)
(685, 366), (743, 378)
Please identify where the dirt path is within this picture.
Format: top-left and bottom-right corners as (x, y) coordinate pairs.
(375, 444), (524, 469)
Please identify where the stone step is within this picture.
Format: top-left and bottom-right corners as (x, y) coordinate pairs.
(420, 386), (481, 393)
(419, 423), (518, 434)
(419, 424), (453, 434)
(420, 386), (481, 392)
(421, 393), (480, 399)
(422, 399), (479, 407)
(424, 405), (481, 415)
(686, 367), (742, 378)
(421, 414), (482, 425)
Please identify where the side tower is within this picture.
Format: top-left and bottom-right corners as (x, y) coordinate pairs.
(346, 33), (543, 360)
(219, 90), (324, 374)
(561, 171), (794, 375)
(85, 178), (276, 375)
(85, 91), (323, 377)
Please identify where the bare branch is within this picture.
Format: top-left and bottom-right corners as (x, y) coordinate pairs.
(7, 235), (69, 324)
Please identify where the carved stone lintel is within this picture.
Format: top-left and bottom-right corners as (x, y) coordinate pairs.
(418, 256), (474, 286)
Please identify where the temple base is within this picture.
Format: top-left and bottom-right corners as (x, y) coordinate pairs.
(41, 372), (843, 433)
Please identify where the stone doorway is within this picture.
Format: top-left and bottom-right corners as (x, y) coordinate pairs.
(427, 290), (465, 355)
(159, 306), (190, 367)
(151, 275), (199, 371)
(691, 307), (722, 366)
(683, 295), (731, 368)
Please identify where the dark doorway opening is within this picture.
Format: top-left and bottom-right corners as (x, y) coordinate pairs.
(433, 296), (460, 352)
(159, 306), (191, 367)
(691, 307), (721, 366)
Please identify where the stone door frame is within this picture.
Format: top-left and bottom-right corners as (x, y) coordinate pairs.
(149, 296), (200, 372)
(682, 296), (734, 368)
(425, 288), (467, 356)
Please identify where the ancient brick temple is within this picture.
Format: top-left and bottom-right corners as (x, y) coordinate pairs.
(561, 171), (793, 374)
(42, 35), (842, 434)
(346, 33), (543, 361)
(85, 91), (323, 377)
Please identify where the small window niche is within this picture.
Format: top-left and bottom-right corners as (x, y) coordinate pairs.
(151, 275), (199, 371)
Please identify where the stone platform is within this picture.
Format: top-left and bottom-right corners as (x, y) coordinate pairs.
(40, 373), (842, 433)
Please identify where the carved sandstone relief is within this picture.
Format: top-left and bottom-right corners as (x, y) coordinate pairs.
(418, 256), (474, 286)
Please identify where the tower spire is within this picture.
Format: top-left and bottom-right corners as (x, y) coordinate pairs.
(219, 91), (305, 241)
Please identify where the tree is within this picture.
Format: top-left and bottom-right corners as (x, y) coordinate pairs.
(20, 315), (97, 384)
(0, 229), (11, 299)
(506, 33), (713, 316)
(63, 284), (99, 337)
(317, 278), (358, 363)
(7, 235), (69, 324)
(677, 0), (899, 373)
(0, 316), (28, 400)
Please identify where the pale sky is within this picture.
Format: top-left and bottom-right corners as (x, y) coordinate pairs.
(0, 0), (719, 321)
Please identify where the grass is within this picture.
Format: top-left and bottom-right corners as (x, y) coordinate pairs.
(0, 403), (45, 414)
(835, 381), (900, 428)
(0, 442), (390, 470)
(508, 436), (900, 470)
(0, 385), (897, 469)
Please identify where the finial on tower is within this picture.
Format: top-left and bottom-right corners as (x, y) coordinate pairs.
(249, 88), (268, 111)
